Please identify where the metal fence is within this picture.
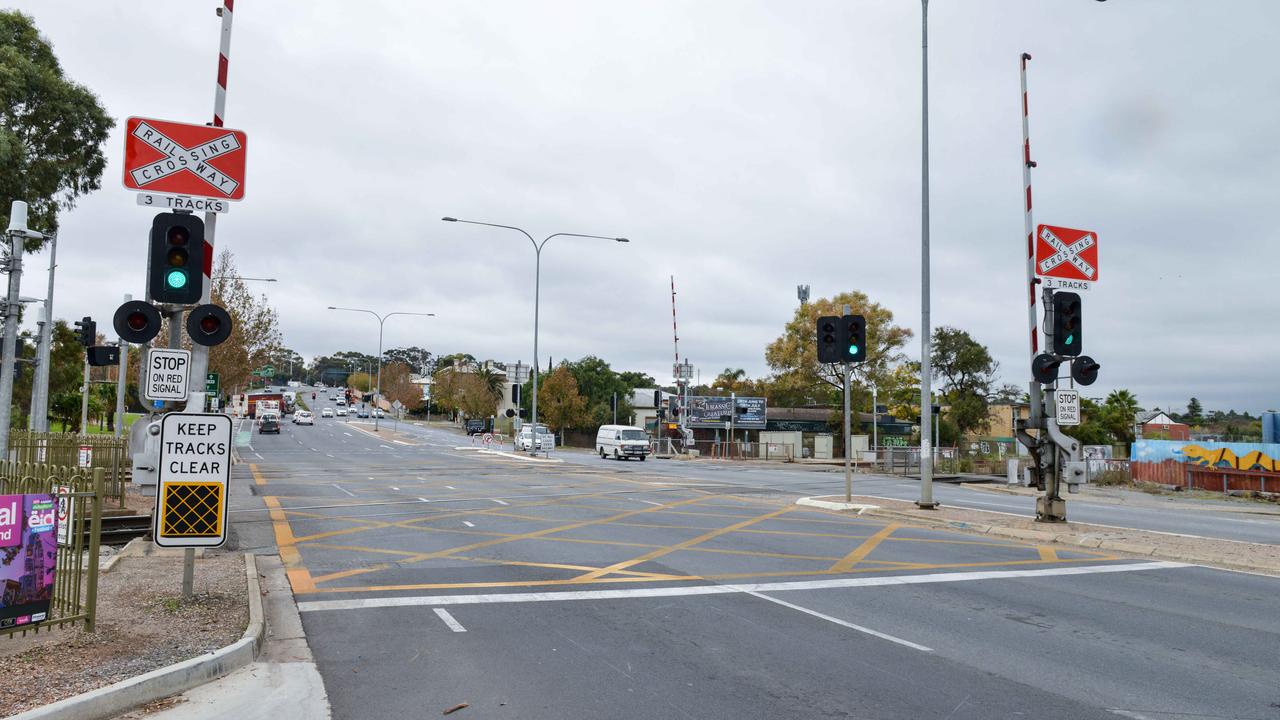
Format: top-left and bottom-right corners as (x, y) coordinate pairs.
(7, 432), (129, 508)
(1, 464), (104, 637)
(648, 439), (795, 461)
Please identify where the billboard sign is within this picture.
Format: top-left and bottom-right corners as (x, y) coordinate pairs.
(685, 396), (767, 430)
(0, 494), (58, 630)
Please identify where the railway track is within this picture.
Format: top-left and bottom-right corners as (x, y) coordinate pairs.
(95, 514), (152, 545)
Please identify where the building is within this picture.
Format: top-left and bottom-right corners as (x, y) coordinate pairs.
(1136, 410), (1191, 441)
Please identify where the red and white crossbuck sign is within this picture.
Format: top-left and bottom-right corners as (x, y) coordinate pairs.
(1035, 224), (1098, 286)
(122, 117), (248, 200)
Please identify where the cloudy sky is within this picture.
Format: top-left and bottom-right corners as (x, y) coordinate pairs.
(13, 1), (1280, 413)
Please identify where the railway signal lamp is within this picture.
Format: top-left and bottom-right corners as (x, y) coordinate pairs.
(1071, 356), (1101, 386)
(1032, 353), (1061, 385)
(113, 301), (163, 344)
(1051, 291), (1082, 356)
(87, 346), (121, 367)
(842, 314), (867, 363)
(816, 316), (841, 363)
(148, 212), (205, 305)
(185, 303), (233, 346)
(74, 316), (96, 347)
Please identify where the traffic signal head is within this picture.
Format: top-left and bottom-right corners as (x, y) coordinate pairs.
(1071, 356), (1100, 386)
(73, 316), (96, 347)
(86, 345), (120, 367)
(114, 300), (162, 344)
(185, 303), (232, 346)
(842, 315), (867, 363)
(816, 315), (841, 363)
(512, 384), (522, 404)
(1051, 291), (1082, 356)
(1032, 353), (1062, 384)
(149, 212), (205, 304)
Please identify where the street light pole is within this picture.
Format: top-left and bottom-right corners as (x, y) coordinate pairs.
(442, 217), (628, 454)
(328, 307), (433, 431)
(917, 0), (938, 509)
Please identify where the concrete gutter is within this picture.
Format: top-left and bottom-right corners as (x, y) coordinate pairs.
(12, 554), (266, 720)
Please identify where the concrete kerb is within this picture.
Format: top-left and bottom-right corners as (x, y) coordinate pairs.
(798, 496), (1280, 576)
(11, 554), (266, 720)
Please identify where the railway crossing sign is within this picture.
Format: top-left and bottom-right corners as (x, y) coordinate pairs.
(1035, 224), (1098, 290)
(154, 413), (232, 548)
(144, 348), (191, 402)
(122, 117), (248, 201)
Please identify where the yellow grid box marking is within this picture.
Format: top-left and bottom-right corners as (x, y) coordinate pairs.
(160, 481), (224, 538)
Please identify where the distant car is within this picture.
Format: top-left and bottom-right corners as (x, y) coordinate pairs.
(336, 398), (346, 406)
(372, 409), (385, 419)
(465, 419), (486, 435)
(259, 414), (281, 434)
(336, 407), (348, 416)
(321, 408), (334, 418)
(356, 408), (370, 418)
(295, 410), (314, 426)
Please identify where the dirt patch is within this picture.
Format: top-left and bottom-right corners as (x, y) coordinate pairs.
(835, 495), (1280, 576)
(0, 551), (247, 717)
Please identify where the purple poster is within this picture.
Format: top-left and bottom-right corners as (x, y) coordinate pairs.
(0, 494), (58, 630)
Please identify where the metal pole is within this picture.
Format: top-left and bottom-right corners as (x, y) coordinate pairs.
(31, 232), (56, 432)
(79, 357), (90, 433)
(872, 384), (878, 457)
(530, 247), (541, 454)
(917, 0), (937, 508)
(115, 329), (129, 438)
(188, 0), (234, 414)
(0, 226), (23, 454)
(1020, 52), (1043, 438)
(844, 363), (852, 502)
(374, 316), (384, 432)
(730, 391), (736, 459)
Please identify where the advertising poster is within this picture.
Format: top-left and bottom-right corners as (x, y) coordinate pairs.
(0, 494), (58, 630)
(686, 396), (767, 430)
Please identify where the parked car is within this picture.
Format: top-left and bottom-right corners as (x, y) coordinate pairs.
(295, 410), (314, 426)
(336, 407), (348, 416)
(259, 414), (281, 434)
(596, 425), (650, 461)
(465, 419), (486, 435)
(321, 408), (334, 418)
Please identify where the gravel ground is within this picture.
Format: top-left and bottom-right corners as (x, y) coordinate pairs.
(0, 550), (247, 717)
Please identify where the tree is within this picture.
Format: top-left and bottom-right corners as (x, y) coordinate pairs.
(567, 356), (632, 427)
(1185, 397), (1204, 426)
(383, 347), (431, 372)
(538, 365), (588, 437)
(712, 368), (750, 393)
(431, 367), (465, 418)
(930, 327), (999, 438)
(1103, 389), (1141, 444)
(209, 250), (282, 393)
(764, 290), (912, 405)
(0, 11), (113, 243)
(618, 371), (656, 389)
(381, 362), (422, 410)
(347, 372), (373, 392)
(456, 373), (499, 419)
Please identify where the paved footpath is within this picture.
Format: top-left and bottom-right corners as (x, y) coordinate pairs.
(227, 400), (1280, 719)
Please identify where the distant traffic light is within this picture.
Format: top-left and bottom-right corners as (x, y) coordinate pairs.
(842, 315), (867, 363)
(1071, 356), (1100, 386)
(1051, 291), (1082, 356)
(1032, 353), (1061, 384)
(816, 316), (841, 363)
(87, 346), (120, 367)
(148, 212), (205, 304)
(512, 384), (521, 404)
(185, 303), (232, 346)
(113, 300), (162, 344)
(74, 316), (96, 347)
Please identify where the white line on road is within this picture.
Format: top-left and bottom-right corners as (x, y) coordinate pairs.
(253, 453), (264, 460)
(391, 487), (400, 491)
(639, 500), (664, 506)
(433, 608), (467, 632)
(491, 498), (509, 505)
(326, 454), (334, 458)
(343, 432), (352, 437)
(462, 521), (475, 527)
(737, 588), (931, 652)
(332, 484), (355, 497)
(297, 562), (1189, 614)
(418, 497), (429, 502)
(445, 486), (456, 490)
(380, 444), (392, 449)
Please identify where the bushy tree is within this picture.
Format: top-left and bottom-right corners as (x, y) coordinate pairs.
(930, 327), (999, 439)
(538, 365), (588, 435)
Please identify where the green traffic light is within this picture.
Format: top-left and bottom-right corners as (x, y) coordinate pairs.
(849, 345), (859, 355)
(166, 269), (188, 289)
(1065, 334), (1074, 345)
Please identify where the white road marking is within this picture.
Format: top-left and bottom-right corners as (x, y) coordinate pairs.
(462, 521), (475, 528)
(433, 608), (466, 632)
(326, 454), (334, 458)
(418, 497), (429, 502)
(446, 486), (456, 490)
(343, 432), (352, 437)
(297, 562), (1190, 613)
(380, 444), (392, 449)
(332, 484), (355, 497)
(253, 453), (264, 460)
(737, 588), (931, 652)
(639, 500), (664, 506)
(491, 498), (509, 506)
(391, 486), (400, 491)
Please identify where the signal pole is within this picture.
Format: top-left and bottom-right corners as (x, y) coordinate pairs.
(842, 304), (853, 502)
(1, 202), (40, 455)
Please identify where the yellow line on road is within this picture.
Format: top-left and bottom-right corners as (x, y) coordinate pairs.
(1038, 546), (1059, 561)
(251, 463), (266, 486)
(264, 496), (315, 593)
(829, 523), (900, 573)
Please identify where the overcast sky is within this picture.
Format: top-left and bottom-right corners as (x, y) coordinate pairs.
(13, 1), (1280, 413)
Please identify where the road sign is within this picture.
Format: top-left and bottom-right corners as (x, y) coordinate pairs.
(205, 372), (220, 395)
(136, 192), (230, 213)
(1035, 224), (1098, 290)
(1055, 389), (1081, 426)
(123, 117), (247, 201)
(392, 400), (403, 411)
(54, 485), (73, 545)
(154, 413), (232, 548)
(144, 348), (192, 402)
(77, 445), (92, 469)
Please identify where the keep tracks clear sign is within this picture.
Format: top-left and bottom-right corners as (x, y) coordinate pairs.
(154, 413), (231, 548)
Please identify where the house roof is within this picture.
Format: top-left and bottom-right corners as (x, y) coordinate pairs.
(1138, 410), (1185, 426)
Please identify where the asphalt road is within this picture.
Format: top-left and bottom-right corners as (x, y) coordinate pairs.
(229, 393), (1280, 720)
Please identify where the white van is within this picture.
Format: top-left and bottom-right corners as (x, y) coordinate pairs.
(597, 425), (650, 461)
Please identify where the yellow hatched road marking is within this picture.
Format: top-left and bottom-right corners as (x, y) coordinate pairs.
(829, 523), (900, 573)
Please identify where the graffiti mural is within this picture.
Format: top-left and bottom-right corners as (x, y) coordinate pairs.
(1133, 439), (1280, 470)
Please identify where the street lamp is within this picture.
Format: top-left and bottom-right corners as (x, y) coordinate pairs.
(442, 217), (629, 453)
(917, 0), (938, 509)
(327, 306), (434, 430)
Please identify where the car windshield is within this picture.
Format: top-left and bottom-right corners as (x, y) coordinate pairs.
(621, 430), (647, 440)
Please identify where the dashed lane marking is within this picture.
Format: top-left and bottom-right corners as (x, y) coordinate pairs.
(333, 484), (355, 497)
(434, 608), (466, 632)
(491, 498), (509, 505)
(463, 521), (475, 528)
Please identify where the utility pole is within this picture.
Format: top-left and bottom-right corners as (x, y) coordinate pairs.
(917, 0), (937, 508)
(30, 232), (56, 432)
(842, 304), (853, 502)
(1, 201), (40, 456)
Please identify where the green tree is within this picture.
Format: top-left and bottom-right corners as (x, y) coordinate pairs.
(1185, 397), (1204, 426)
(764, 290), (912, 405)
(537, 365), (588, 435)
(1103, 389), (1141, 444)
(567, 356), (632, 427)
(618, 371), (656, 389)
(930, 327), (999, 438)
(0, 11), (113, 242)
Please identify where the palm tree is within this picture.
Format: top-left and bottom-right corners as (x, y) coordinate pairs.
(713, 368), (748, 393)
(1104, 389), (1142, 445)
